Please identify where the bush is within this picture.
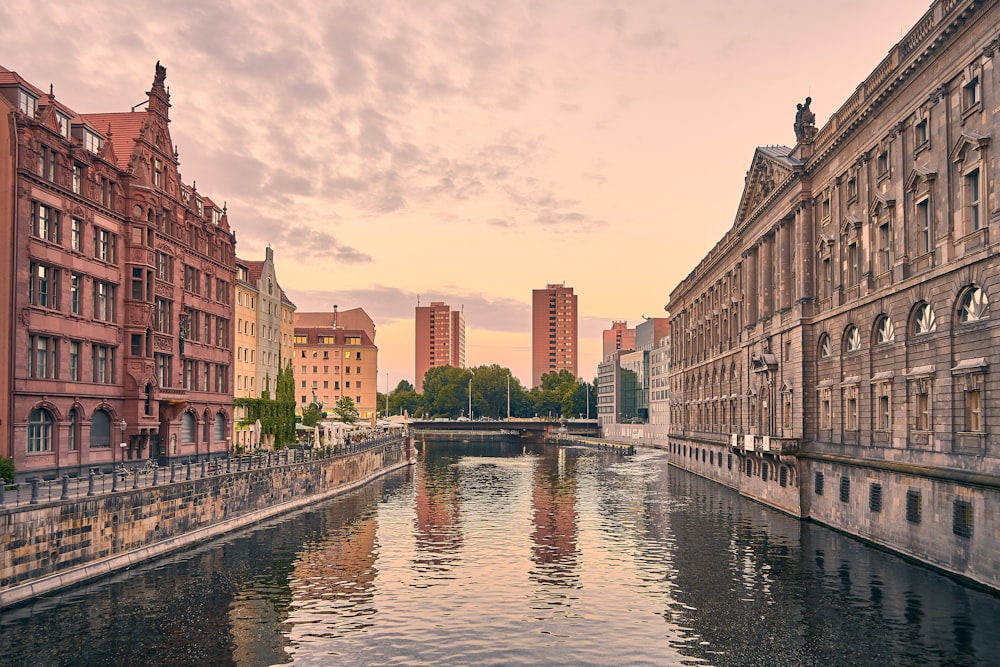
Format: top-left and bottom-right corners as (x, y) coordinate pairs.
(0, 457), (15, 485)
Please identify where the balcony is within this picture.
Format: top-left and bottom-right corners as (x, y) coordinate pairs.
(730, 433), (799, 455)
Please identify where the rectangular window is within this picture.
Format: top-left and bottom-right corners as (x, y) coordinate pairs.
(966, 169), (981, 232)
(155, 298), (171, 333)
(85, 130), (102, 154)
(70, 273), (81, 314)
(822, 258), (832, 298)
(131, 333), (143, 357)
(878, 394), (890, 431)
(73, 164), (84, 195)
(71, 218), (82, 251)
(953, 500), (973, 538)
(30, 202), (60, 243)
(815, 471), (824, 496)
(184, 359), (195, 390)
(839, 476), (850, 503)
(93, 281), (115, 321)
(877, 150), (889, 177)
(869, 483), (882, 512)
(877, 221), (891, 274)
(916, 199), (931, 255)
(156, 252), (172, 281)
(18, 89), (38, 117)
(94, 228), (115, 262)
(92, 345), (114, 384)
(914, 119), (928, 147)
(906, 490), (922, 523)
(69, 341), (80, 381)
(131, 268), (145, 301)
(39, 145), (57, 181)
(847, 397), (858, 430)
(28, 335), (58, 379)
(964, 389), (981, 432)
(847, 242), (859, 285)
(155, 353), (171, 388)
(847, 176), (858, 201)
(916, 390), (929, 431)
(964, 77), (981, 109)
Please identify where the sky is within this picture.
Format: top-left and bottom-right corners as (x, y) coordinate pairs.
(3, 0), (931, 389)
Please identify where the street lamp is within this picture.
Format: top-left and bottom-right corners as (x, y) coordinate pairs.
(385, 372), (389, 417)
(468, 375), (473, 420)
(119, 419), (127, 465)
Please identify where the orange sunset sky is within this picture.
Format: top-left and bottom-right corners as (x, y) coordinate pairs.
(4, 0), (930, 388)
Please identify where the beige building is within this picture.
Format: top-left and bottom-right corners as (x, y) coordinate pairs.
(294, 308), (378, 420)
(233, 247), (296, 447)
(667, 0), (1000, 590)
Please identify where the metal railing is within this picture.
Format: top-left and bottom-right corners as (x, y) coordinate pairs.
(0, 431), (408, 510)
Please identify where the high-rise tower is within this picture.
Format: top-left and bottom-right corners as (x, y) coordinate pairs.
(415, 301), (466, 390)
(532, 284), (578, 387)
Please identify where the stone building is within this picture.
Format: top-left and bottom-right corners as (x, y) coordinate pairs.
(0, 63), (236, 480)
(667, 0), (1000, 589)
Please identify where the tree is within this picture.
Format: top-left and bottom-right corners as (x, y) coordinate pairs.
(422, 365), (472, 418)
(301, 401), (324, 427)
(389, 380), (423, 417)
(333, 396), (360, 423)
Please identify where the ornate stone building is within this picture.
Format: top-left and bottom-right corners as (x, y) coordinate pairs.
(667, 0), (1000, 589)
(0, 63), (236, 480)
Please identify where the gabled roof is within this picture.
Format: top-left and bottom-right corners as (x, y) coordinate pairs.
(78, 111), (145, 170)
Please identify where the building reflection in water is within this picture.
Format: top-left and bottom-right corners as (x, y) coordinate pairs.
(412, 436), (466, 578)
(530, 445), (580, 588)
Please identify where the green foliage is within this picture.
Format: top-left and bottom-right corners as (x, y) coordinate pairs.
(234, 354), (297, 446)
(301, 402), (324, 427)
(333, 396), (360, 423)
(422, 365), (473, 418)
(0, 457), (14, 485)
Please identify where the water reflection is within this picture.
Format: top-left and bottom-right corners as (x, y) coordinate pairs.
(0, 443), (998, 666)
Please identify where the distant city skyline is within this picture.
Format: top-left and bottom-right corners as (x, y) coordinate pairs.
(1, 0), (930, 386)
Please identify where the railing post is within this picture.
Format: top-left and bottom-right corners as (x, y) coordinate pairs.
(201, 460), (207, 478)
(170, 463), (177, 483)
(0, 477), (6, 506)
(30, 478), (39, 505)
(112, 468), (119, 492)
(152, 466), (160, 486)
(87, 471), (95, 496)
(132, 469), (139, 490)
(61, 474), (70, 501)
(226, 457), (232, 474)
(186, 462), (192, 481)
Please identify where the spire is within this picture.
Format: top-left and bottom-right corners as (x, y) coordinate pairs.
(147, 61), (172, 121)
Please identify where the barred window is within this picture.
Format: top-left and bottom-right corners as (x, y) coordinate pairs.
(815, 471), (824, 496)
(839, 476), (850, 503)
(869, 483), (882, 512)
(953, 500), (973, 538)
(906, 490), (922, 523)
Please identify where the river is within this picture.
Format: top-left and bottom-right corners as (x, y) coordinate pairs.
(1, 438), (997, 666)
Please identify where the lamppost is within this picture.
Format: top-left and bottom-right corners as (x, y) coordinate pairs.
(507, 371), (511, 420)
(385, 372), (389, 417)
(468, 375), (473, 420)
(119, 419), (127, 465)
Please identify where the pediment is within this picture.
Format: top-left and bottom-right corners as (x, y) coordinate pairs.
(869, 193), (896, 217)
(840, 214), (863, 235)
(734, 147), (800, 227)
(816, 233), (835, 252)
(905, 165), (937, 192)
(951, 131), (990, 163)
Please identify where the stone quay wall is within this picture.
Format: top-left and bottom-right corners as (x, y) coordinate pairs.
(0, 438), (412, 607)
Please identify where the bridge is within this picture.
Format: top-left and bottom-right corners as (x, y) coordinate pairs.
(410, 418), (600, 438)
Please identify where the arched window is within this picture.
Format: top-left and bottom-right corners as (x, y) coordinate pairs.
(912, 302), (936, 334)
(845, 325), (861, 352)
(957, 285), (989, 323)
(819, 333), (832, 358)
(27, 408), (53, 452)
(67, 408), (79, 451)
(89, 409), (111, 448)
(181, 412), (195, 443)
(875, 315), (895, 345)
(214, 412), (226, 441)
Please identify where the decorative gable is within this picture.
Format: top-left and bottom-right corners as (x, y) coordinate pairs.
(950, 131), (990, 164)
(734, 147), (800, 228)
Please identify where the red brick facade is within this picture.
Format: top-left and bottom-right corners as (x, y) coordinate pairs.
(0, 63), (236, 480)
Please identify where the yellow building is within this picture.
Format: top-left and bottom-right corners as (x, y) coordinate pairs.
(294, 308), (378, 421)
(233, 247), (296, 447)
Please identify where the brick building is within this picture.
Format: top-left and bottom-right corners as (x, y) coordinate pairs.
(0, 63), (236, 480)
(531, 284), (578, 387)
(667, 0), (1000, 589)
(414, 301), (465, 390)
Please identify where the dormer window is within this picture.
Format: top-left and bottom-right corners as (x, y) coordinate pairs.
(196, 199), (203, 216)
(84, 130), (102, 154)
(153, 158), (163, 188)
(57, 112), (72, 139)
(18, 89), (38, 117)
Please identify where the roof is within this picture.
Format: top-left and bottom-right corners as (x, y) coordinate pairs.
(77, 111), (145, 170)
(296, 308), (376, 342)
